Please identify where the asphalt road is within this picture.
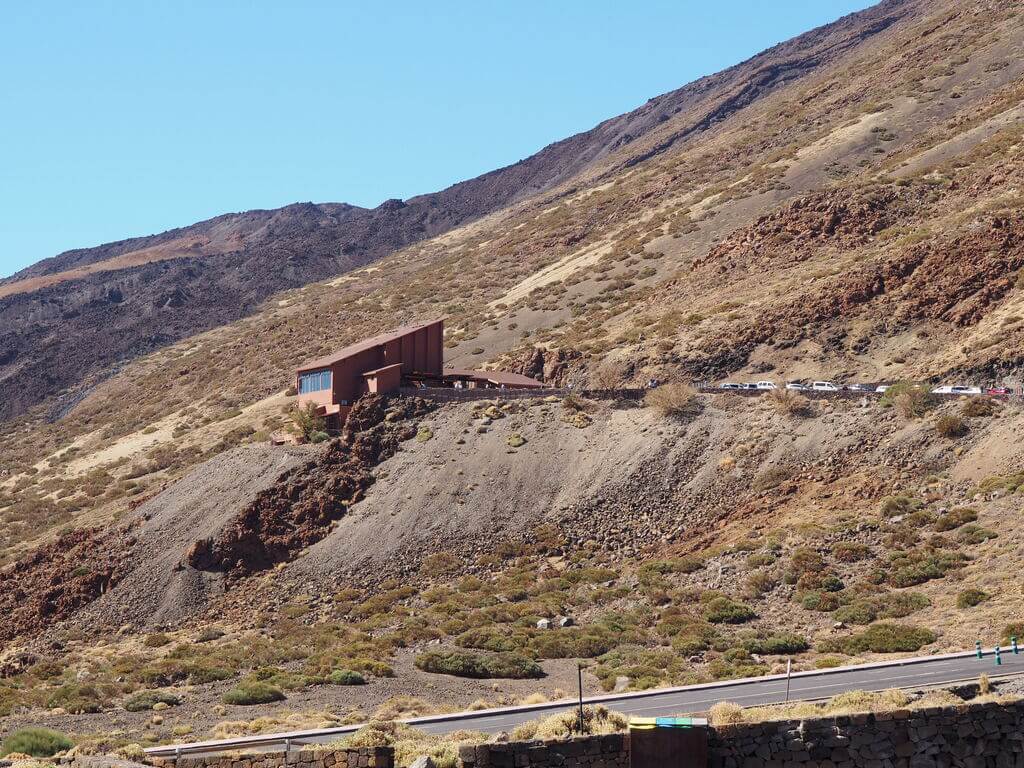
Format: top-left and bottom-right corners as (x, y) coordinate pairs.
(147, 649), (1024, 757)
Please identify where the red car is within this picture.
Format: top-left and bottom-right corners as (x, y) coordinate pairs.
(985, 387), (1013, 395)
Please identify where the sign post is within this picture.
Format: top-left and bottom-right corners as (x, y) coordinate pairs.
(785, 659), (792, 703)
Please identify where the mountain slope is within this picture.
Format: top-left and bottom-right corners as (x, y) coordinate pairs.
(0, 0), (916, 421)
(5, 0), (1024, 746)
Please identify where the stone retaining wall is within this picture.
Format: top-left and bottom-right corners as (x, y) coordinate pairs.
(170, 748), (392, 768)
(458, 732), (628, 767)
(709, 700), (1024, 768)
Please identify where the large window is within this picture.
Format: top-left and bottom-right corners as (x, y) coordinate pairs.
(298, 369), (332, 394)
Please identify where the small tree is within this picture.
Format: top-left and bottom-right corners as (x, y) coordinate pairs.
(288, 402), (326, 442)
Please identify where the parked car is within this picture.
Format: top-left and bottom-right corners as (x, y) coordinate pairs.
(811, 381), (840, 391)
(720, 383), (743, 390)
(846, 384), (873, 392)
(985, 387), (1014, 395)
(875, 384), (891, 393)
(931, 385), (982, 395)
(785, 382), (808, 391)
(755, 381), (777, 390)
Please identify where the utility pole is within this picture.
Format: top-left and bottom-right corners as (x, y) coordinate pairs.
(785, 659), (793, 703)
(578, 663), (585, 734)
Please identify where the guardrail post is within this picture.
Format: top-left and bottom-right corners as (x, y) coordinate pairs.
(994, 645), (1002, 666)
(285, 738), (291, 752)
(1012, 636), (1019, 655)
(976, 641), (983, 658)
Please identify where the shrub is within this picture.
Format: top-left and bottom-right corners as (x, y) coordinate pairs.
(962, 398), (994, 417)
(124, 690), (180, 712)
(1, 728), (73, 757)
(222, 682), (285, 705)
(833, 601), (877, 625)
(744, 570), (777, 597)
(328, 669), (366, 686)
(289, 402), (326, 442)
(766, 389), (811, 416)
(957, 524), (997, 545)
(956, 588), (989, 608)
(879, 496), (921, 517)
(1002, 622), (1024, 644)
(703, 597), (756, 624)
(46, 683), (108, 714)
(801, 590), (840, 612)
(935, 415), (967, 438)
(416, 426), (433, 442)
(820, 623), (936, 654)
(742, 633), (809, 655)
(934, 508), (977, 531)
(709, 702), (744, 726)
(144, 632), (171, 648)
(881, 382), (933, 418)
(834, 542), (871, 562)
(196, 628), (225, 643)
(507, 433), (527, 448)
(414, 651), (544, 679)
(887, 548), (965, 587)
(644, 383), (700, 418)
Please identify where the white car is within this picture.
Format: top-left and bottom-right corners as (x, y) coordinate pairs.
(931, 385), (982, 395)
(811, 381), (840, 391)
(875, 384), (891, 393)
(720, 383), (743, 390)
(755, 381), (777, 390)
(785, 382), (808, 391)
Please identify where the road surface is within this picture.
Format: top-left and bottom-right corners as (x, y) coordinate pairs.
(146, 648), (1024, 757)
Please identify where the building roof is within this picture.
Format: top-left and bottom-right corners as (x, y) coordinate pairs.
(445, 368), (545, 388)
(296, 320), (442, 372)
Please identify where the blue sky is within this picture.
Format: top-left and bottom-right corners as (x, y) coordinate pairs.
(0, 1), (875, 279)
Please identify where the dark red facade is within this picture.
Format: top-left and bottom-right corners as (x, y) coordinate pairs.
(295, 320), (443, 422)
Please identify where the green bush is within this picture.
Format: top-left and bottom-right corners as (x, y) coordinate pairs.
(222, 682), (286, 705)
(956, 588), (989, 608)
(703, 597), (756, 624)
(820, 623), (936, 654)
(124, 690), (180, 712)
(801, 590), (840, 612)
(887, 548), (965, 587)
(196, 628), (225, 643)
(833, 601), (877, 625)
(328, 669), (366, 686)
(957, 524), (997, 545)
(45, 683), (108, 714)
(879, 496), (922, 518)
(880, 382), (933, 418)
(742, 633), (809, 655)
(934, 508), (977, 531)
(935, 415), (967, 438)
(1, 728), (73, 757)
(144, 632), (171, 648)
(414, 651), (544, 679)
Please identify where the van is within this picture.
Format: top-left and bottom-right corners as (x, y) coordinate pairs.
(811, 381), (839, 391)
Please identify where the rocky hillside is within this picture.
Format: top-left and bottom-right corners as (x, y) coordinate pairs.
(3, 0), (1024, 751)
(0, 0), (917, 421)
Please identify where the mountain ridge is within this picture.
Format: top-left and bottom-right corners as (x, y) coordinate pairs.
(0, 0), (916, 420)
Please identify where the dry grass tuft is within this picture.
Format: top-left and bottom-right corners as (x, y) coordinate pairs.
(709, 701), (745, 725)
(511, 704), (628, 741)
(645, 383), (700, 418)
(765, 389), (812, 417)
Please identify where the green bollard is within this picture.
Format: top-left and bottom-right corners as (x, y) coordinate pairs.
(1013, 636), (1019, 655)
(995, 645), (1002, 666)
(976, 641), (983, 658)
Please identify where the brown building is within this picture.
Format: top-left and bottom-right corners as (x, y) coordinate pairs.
(444, 369), (546, 389)
(295, 320), (443, 426)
